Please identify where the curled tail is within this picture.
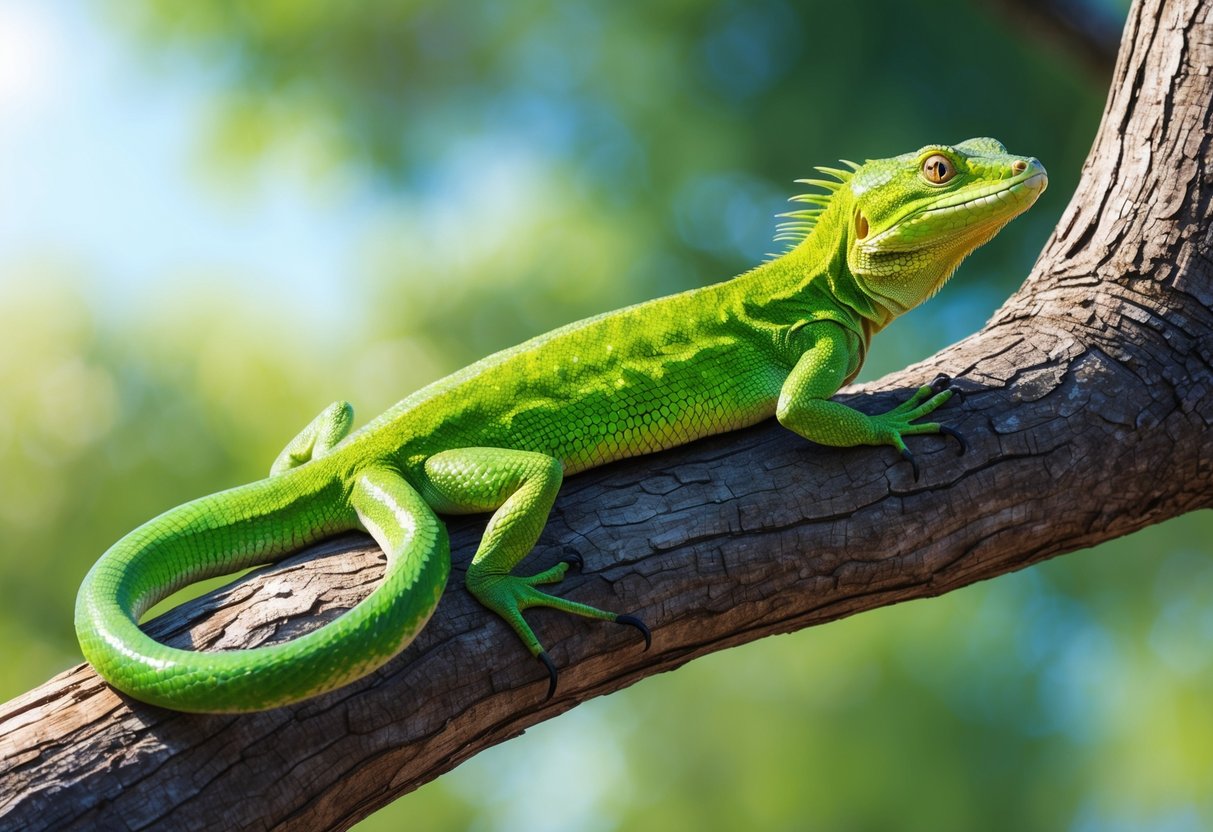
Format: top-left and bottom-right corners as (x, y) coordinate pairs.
(75, 462), (450, 713)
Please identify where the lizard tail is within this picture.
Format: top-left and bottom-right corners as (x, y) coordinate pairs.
(74, 462), (449, 712)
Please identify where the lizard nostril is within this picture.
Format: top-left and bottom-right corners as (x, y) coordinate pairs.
(1011, 160), (1028, 174)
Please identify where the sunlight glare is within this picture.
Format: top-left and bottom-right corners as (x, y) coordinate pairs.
(0, 3), (61, 119)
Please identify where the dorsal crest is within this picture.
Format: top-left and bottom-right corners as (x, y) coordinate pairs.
(772, 161), (858, 248)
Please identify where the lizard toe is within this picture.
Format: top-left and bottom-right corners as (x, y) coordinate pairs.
(559, 548), (584, 570)
(938, 425), (968, 456)
(538, 651), (558, 701)
(615, 614), (652, 651)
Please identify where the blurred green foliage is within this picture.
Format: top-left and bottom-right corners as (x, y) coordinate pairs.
(4, 0), (1212, 829)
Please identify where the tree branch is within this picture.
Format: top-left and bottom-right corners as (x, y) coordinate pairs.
(2, 0), (1211, 828)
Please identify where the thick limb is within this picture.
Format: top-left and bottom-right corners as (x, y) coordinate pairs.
(777, 323), (961, 480)
(270, 401), (354, 475)
(422, 447), (649, 698)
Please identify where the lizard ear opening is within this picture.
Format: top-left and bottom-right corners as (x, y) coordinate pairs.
(855, 211), (869, 240)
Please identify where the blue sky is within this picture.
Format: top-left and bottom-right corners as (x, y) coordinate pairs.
(0, 0), (379, 325)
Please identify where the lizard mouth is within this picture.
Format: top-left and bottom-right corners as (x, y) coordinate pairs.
(860, 165), (1048, 253)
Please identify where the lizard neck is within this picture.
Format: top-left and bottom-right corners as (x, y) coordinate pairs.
(737, 201), (899, 347)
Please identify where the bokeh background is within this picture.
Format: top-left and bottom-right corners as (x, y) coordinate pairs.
(5, 1), (1213, 829)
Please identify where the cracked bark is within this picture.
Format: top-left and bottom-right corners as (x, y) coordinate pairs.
(2, 0), (1211, 828)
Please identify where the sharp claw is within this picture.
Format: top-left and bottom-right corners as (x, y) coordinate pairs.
(929, 373), (953, 394)
(559, 548), (584, 570)
(938, 425), (968, 456)
(946, 385), (964, 406)
(900, 448), (920, 482)
(615, 614), (652, 651)
(538, 651), (558, 701)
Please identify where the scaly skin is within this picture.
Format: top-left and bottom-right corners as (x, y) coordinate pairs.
(76, 138), (1047, 712)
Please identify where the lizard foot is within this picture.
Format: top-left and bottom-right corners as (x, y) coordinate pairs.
(872, 380), (965, 482)
(468, 568), (649, 701)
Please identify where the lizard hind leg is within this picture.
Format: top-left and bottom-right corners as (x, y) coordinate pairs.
(271, 401), (355, 475)
(422, 447), (650, 700)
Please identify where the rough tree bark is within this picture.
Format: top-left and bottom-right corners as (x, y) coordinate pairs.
(2, 0), (1210, 828)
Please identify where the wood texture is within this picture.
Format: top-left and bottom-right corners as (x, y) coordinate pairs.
(2, 0), (1211, 828)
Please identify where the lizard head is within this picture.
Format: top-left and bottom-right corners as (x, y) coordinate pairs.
(779, 138), (1047, 315)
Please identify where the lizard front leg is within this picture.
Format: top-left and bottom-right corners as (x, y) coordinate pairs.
(776, 322), (962, 481)
(421, 447), (650, 699)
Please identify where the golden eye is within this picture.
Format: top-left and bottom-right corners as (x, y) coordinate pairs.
(921, 153), (955, 184)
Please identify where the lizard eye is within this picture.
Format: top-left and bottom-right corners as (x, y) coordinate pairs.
(921, 154), (955, 185)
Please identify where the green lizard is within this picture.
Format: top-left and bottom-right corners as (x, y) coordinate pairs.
(76, 138), (1046, 712)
